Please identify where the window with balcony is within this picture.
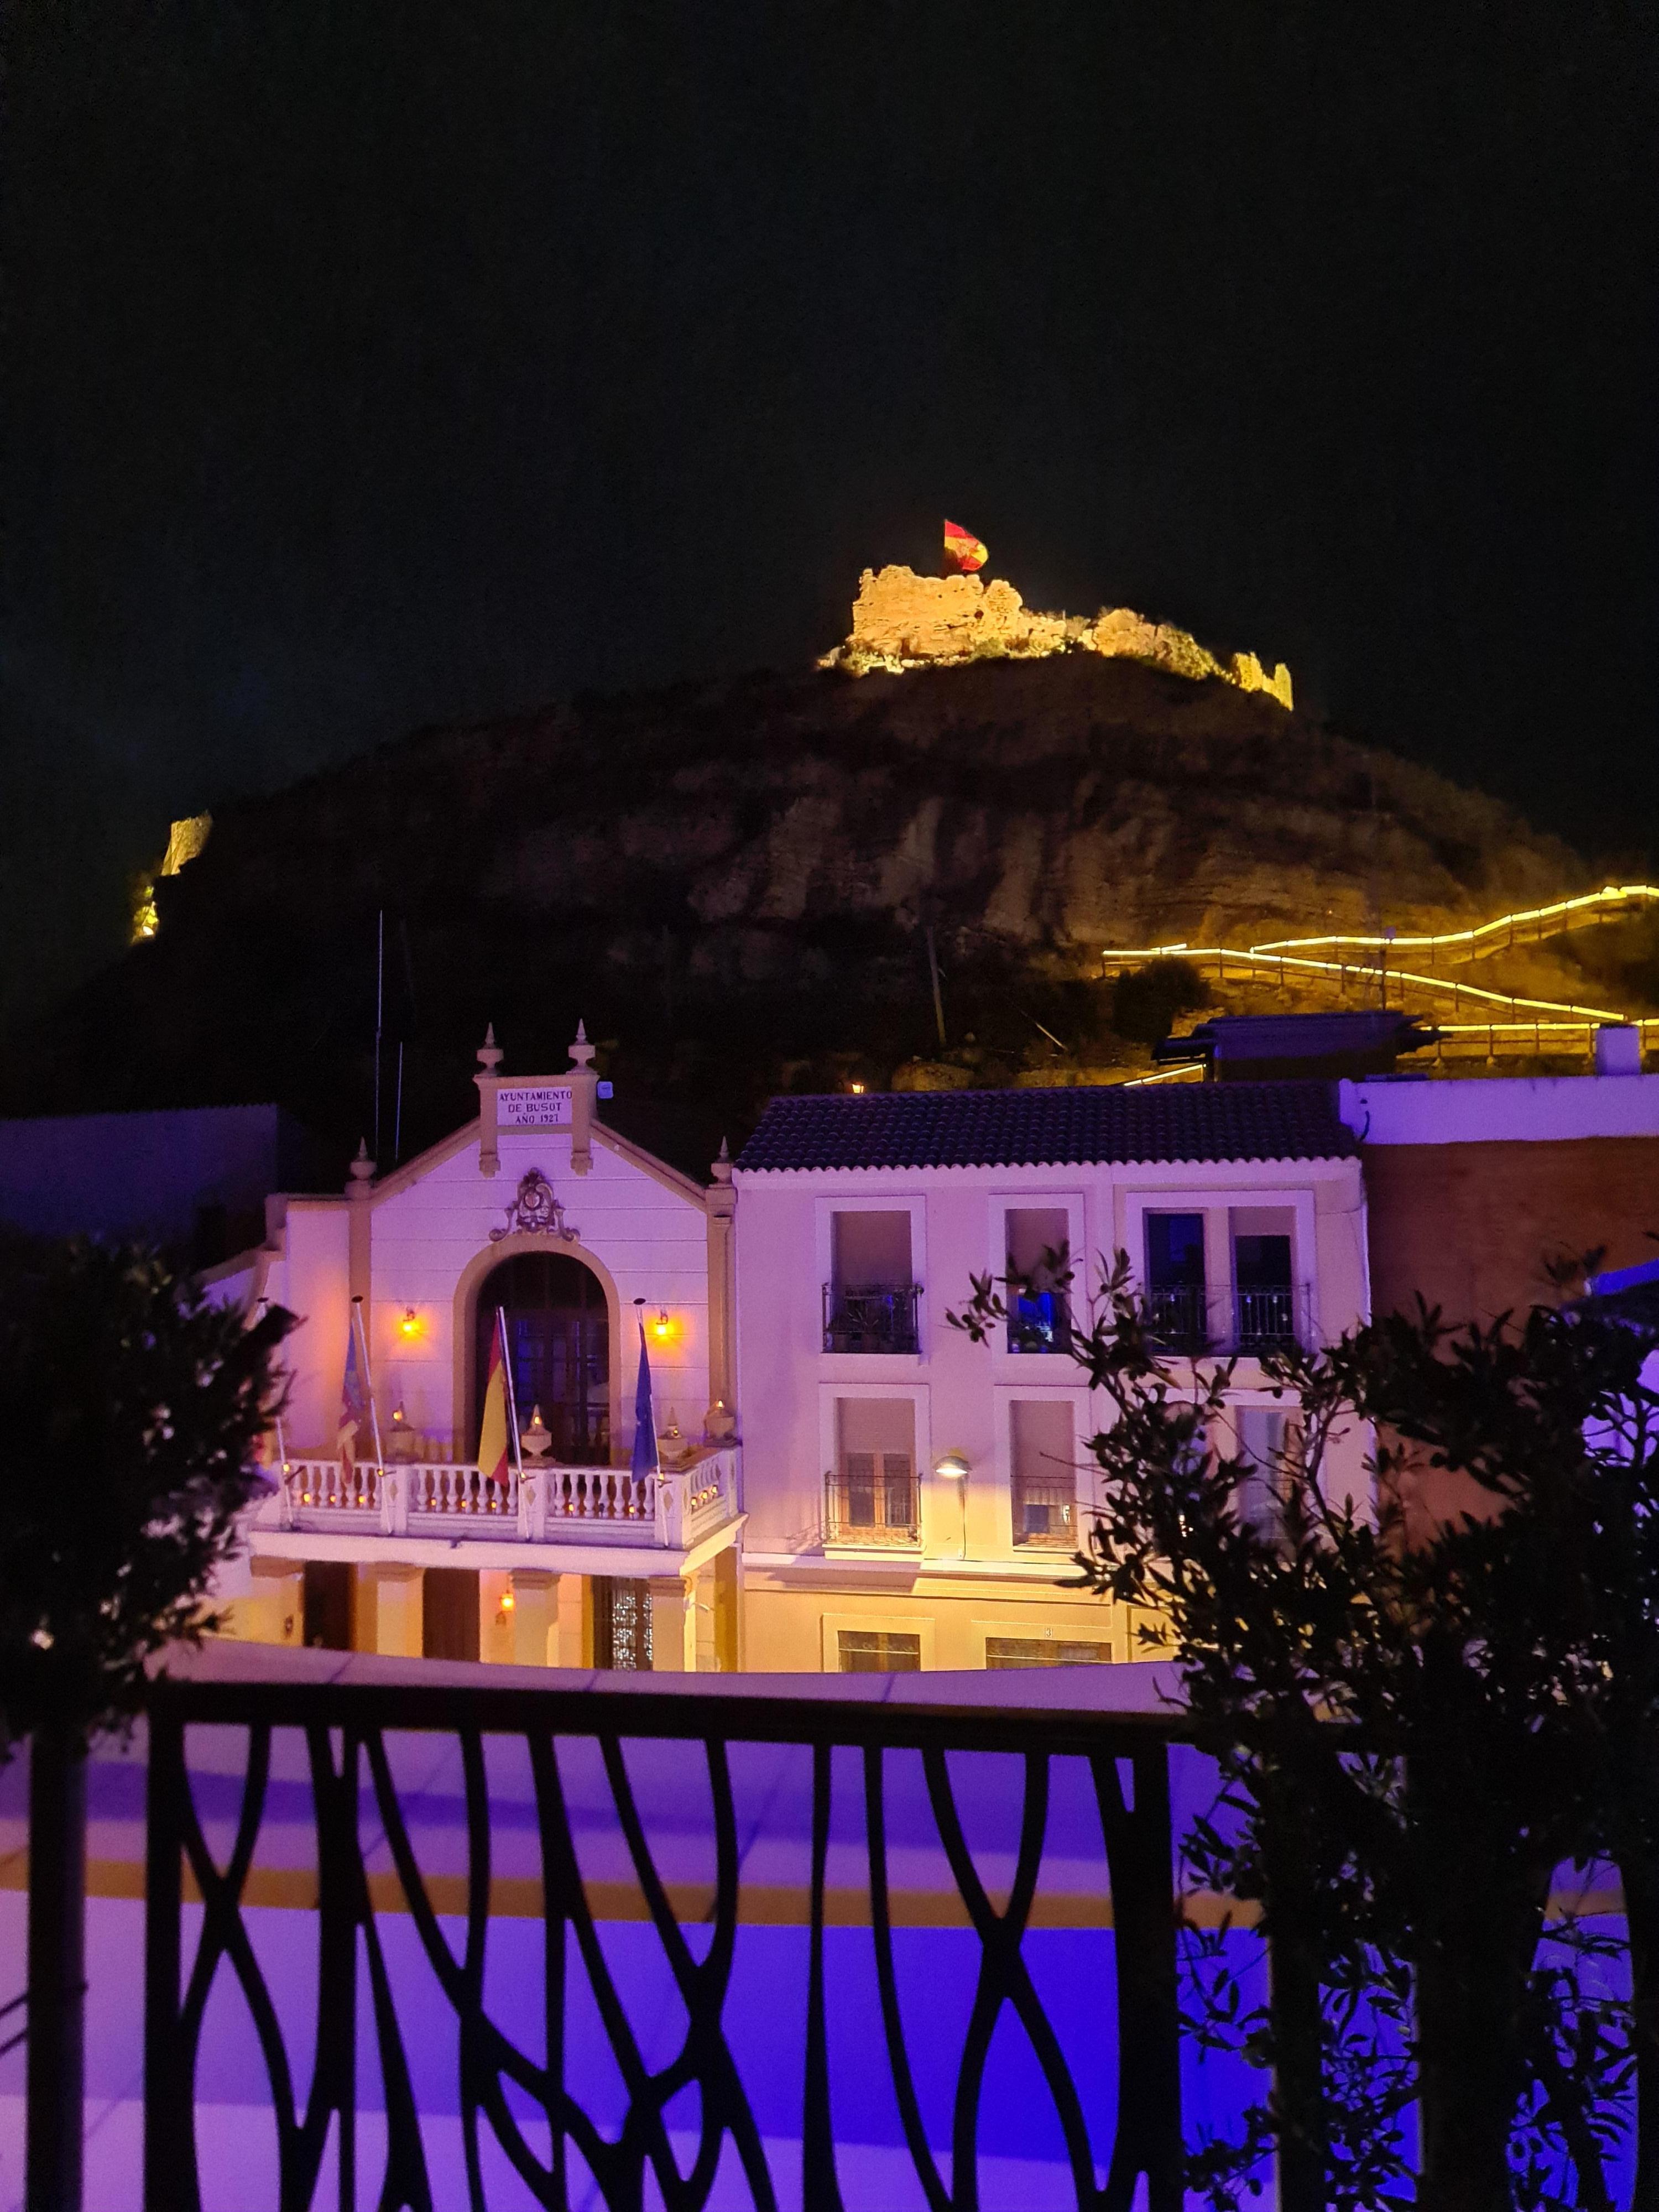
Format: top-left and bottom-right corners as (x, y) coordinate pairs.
(1236, 1406), (1302, 1536)
(1011, 1397), (1077, 1548)
(1005, 1208), (1071, 1354)
(825, 1211), (918, 1353)
(1145, 1212), (1208, 1350)
(838, 1629), (922, 1672)
(826, 1398), (919, 1545)
(1231, 1209), (1298, 1350)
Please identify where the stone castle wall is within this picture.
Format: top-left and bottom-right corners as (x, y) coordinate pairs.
(825, 565), (1293, 709)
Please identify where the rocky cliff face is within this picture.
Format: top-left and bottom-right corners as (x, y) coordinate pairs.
(2, 648), (1604, 1177)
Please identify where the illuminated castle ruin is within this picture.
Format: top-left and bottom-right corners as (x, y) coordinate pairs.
(822, 563), (1293, 708)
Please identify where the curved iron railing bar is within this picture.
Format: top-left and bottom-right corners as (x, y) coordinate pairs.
(457, 1726), (498, 2212)
(863, 1746), (952, 2212)
(174, 1720), (319, 2212)
(455, 1726), (599, 2212)
(363, 1728), (556, 2207)
(598, 1734), (776, 2212)
(525, 1728), (637, 2199)
(362, 1727), (544, 2100)
(922, 1749), (1100, 2210)
(530, 1730), (686, 2206)
(1087, 1753), (1182, 2212)
(802, 1743), (844, 2212)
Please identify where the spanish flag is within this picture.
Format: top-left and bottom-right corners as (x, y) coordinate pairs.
(477, 1309), (513, 1485)
(943, 519), (988, 575)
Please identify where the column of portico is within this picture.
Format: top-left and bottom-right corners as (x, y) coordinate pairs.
(509, 1570), (558, 1667)
(648, 1575), (697, 1672)
(366, 1564), (424, 1657)
(241, 1559), (304, 1647)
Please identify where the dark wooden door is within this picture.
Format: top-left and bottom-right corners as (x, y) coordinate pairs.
(476, 1252), (610, 1464)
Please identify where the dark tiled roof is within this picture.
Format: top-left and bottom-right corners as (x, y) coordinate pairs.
(735, 1082), (1357, 1173)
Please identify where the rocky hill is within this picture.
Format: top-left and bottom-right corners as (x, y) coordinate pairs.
(3, 636), (1635, 1182)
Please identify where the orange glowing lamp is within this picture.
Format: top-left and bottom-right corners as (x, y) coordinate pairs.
(398, 1306), (422, 1340)
(650, 1307), (673, 1342)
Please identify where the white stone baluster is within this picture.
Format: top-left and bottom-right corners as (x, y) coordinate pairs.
(383, 1464), (409, 1536)
(656, 1470), (681, 1549)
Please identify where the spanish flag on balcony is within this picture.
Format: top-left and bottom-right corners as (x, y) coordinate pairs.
(477, 1309), (512, 1485)
(943, 519), (988, 575)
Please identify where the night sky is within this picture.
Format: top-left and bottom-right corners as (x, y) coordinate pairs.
(5, 2), (1656, 1022)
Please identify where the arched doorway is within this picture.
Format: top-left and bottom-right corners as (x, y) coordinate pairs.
(475, 1252), (611, 1465)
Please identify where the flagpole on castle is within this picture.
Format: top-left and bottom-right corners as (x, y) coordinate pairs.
(351, 1295), (385, 1467)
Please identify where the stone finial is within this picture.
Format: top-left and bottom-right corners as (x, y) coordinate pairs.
(477, 1022), (503, 1074)
(711, 1136), (733, 1186)
(347, 1138), (376, 1193)
(568, 1019), (598, 1175)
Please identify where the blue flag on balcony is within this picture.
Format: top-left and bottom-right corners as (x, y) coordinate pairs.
(630, 1319), (658, 1479)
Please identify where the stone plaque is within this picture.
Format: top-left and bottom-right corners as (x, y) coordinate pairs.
(496, 1083), (573, 1129)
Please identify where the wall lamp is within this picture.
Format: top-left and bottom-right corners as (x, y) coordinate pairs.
(934, 1450), (971, 1481)
(650, 1306), (672, 1341)
(398, 1306), (422, 1340)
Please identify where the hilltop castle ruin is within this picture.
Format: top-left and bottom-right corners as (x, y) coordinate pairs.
(821, 564), (1293, 708)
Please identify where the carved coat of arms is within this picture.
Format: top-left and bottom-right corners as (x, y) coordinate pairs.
(490, 1168), (579, 1243)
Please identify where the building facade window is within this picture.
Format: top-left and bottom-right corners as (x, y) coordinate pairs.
(1145, 1212), (1208, 1349)
(824, 1211), (918, 1353)
(838, 1629), (922, 1673)
(1005, 1207), (1071, 1354)
(985, 1636), (1112, 1669)
(1010, 1398), (1076, 1547)
(826, 1398), (918, 1544)
(1237, 1406), (1300, 1535)
(1231, 1207), (1298, 1349)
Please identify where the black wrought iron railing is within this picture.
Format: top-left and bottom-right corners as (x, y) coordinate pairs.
(821, 1281), (920, 1354)
(1144, 1284), (1212, 1353)
(823, 1467), (920, 1546)
(1232, 1284), (1305, 1352)
(1144, 1285), (1311, 1355)
(142, 1671), (1183, 2211)
(1013, 1476), (1079, 1548)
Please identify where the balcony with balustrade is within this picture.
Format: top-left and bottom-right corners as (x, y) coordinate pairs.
(251, 1443), (742, 1573)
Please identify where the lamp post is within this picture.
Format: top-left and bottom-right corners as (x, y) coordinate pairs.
(935, 1450), (971, 1560)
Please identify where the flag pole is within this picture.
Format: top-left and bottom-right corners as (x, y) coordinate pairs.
(497, 1303), (524, 1477)
(352, 1295), (385, 1467)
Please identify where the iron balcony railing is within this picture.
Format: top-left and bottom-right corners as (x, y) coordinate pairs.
(1144, 1285), (1213, 1353)
(1013, 1475), (1079, 1548)
(822, 1280), (921, 1354)
(1144, 1284), (1313, 1356)
(823, 1465), (921, 1547)
(141, 1665), (1185, 2211)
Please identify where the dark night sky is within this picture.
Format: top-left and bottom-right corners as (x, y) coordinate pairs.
(4, 2), (1656, 1020)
